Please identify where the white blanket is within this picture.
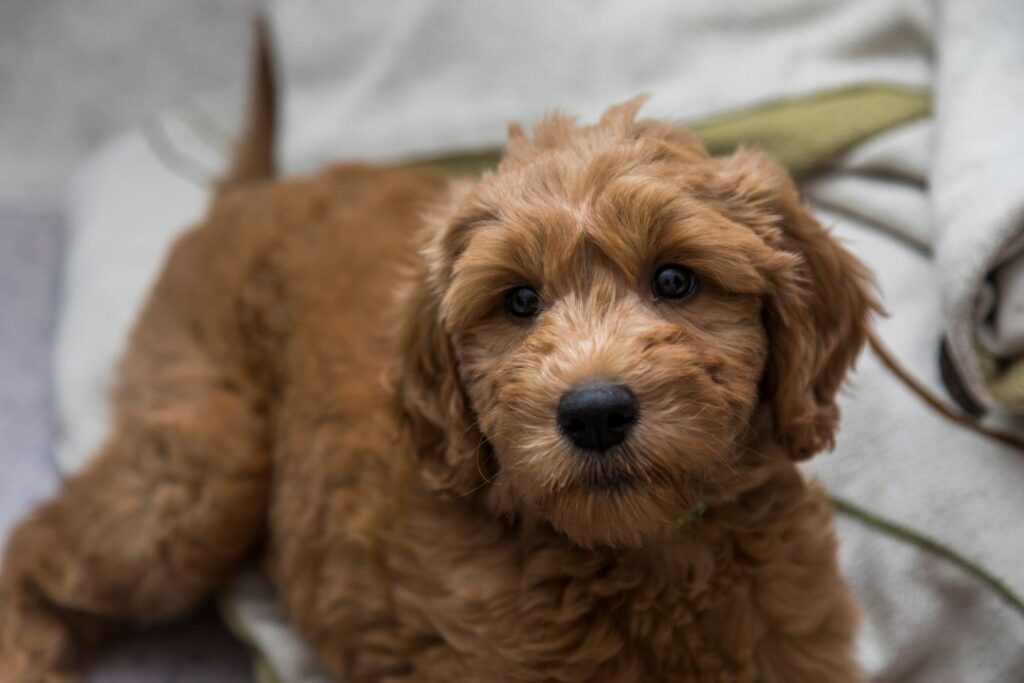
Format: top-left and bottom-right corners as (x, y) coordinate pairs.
(55, 1), (1024, 680)
(931, 0), (1024, 410)
(269, 0), (930, 172)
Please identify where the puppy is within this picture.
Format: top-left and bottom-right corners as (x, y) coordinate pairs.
(0, 100), (876, 682)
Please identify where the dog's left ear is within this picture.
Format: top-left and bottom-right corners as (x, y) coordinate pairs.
(717, 149), (879, 460)
(394, 183), (491, 498)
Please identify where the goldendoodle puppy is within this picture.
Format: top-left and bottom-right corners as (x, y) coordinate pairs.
(0, 100), (876, 682)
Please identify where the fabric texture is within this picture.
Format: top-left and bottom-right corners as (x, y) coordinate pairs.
(267, 0), (933, 174)
(931, 0), (1024, 411)
(54, 94), (239, 473)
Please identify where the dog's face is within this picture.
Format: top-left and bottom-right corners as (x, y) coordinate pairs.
(398, 100), (875, 548)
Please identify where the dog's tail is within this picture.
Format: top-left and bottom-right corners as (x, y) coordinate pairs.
(217, 17), (277, 191)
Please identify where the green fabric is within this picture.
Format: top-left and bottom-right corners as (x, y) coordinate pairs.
(419, 83), (932, 178)
(978, 349), (1024, 405)
(689, 84), (930, 176)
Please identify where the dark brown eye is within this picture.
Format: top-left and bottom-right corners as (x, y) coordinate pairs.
(653, 264), (698, 300)
(505, 286), (542, 318)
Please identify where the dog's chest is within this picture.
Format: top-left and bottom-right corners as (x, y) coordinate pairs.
(393, 533), (761, 682)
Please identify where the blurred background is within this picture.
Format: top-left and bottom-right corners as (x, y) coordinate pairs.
(1, 1), (1022, 682)
(0, 1), (259, 207)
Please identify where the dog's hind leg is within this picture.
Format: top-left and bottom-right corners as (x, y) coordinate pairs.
(0, 242), (272, 681)
(0, 369), (270, 681)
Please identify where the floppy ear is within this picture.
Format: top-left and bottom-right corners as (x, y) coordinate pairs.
(393, 185), (491, 498)
(717, 149), (879, 460)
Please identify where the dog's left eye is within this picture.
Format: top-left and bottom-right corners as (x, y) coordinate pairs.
(653, 264), (698, 300)
(505, 286), (542, 318)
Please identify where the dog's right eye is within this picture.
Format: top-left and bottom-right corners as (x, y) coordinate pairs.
(505, 286), (542, 319)
(653, 264), (698, 301)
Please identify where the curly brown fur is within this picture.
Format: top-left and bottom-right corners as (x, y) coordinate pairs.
(0, 100), (876, 682)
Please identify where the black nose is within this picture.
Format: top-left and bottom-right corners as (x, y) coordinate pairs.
(557, 383), (638, 452)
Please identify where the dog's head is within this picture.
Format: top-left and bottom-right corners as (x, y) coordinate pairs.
(397, 99), (876, 547)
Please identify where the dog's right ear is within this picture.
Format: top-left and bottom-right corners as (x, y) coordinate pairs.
(394, 183), (490, 499)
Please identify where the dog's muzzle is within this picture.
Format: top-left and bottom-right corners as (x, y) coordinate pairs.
(557, 382), (637, 453)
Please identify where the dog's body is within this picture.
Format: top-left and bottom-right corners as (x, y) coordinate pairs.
(0, 104), (872, 682)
